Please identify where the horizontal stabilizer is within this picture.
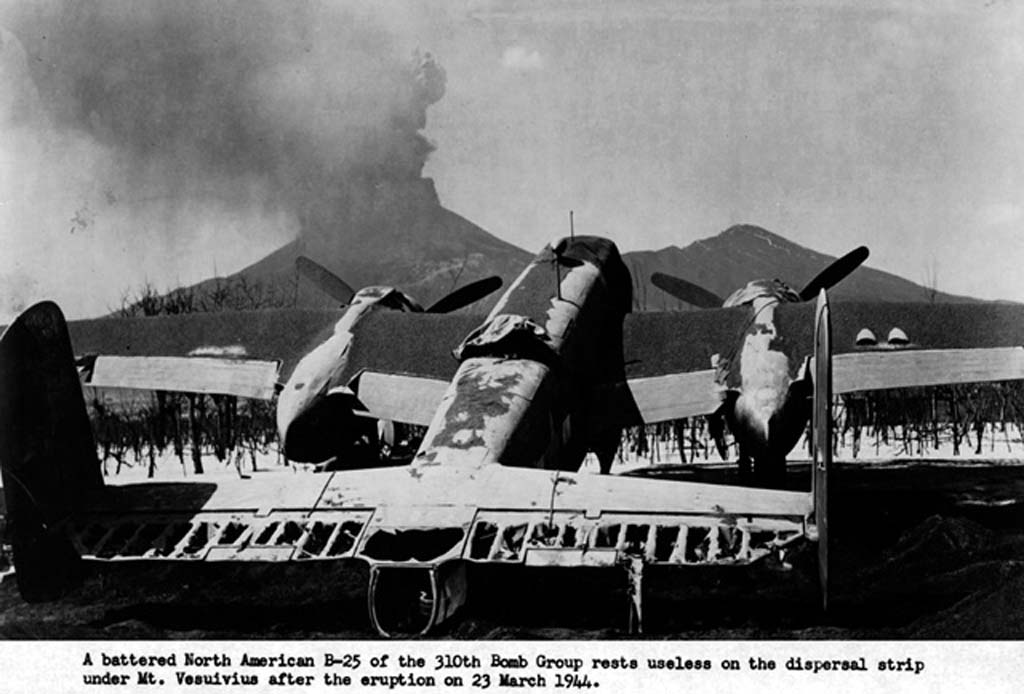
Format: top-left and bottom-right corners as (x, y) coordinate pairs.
(830, 346), (1024, 394)
(352, 370), (450, 426)
(73, 463), (813, 569)
(625, 369), (722, 423)
(85, 355), (281, 399)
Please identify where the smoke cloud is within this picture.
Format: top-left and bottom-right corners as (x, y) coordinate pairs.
(0, 0), (446, 320)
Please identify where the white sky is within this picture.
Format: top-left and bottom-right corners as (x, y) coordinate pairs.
(1, 0), (1023, 321)
(421, 0), (1024, 301)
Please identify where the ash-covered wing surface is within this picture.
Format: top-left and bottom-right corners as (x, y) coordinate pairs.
(621, 307), (754, 378)
(328, 311), (484, 388)
(779, 300), (1024, 393)
(67, 309), (484, 389)
(68, 309), (343, 381)
(590, 307), (751, 427)
(775, 301), (1024, 355)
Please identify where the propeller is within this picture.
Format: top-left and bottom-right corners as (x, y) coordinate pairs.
(296, 256), (356, 305)
(426, 276), (503, 313)
(296, 256), (502, 314)
(650, 273), (724, 309)
(798, 246), (869, 301)
(651, 245), (870, 308)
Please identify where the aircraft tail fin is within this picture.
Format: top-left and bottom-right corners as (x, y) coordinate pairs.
(0, 301), (102, 600)
(811, 289), (831, 612)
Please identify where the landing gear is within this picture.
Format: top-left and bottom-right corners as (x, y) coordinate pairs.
(624, 556), (644, 634)
(367, 562), (468, 637)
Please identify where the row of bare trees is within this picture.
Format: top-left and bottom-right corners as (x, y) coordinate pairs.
(617, 382), (1024, 465)
(115, 275), (299, 317)
(87, 381), (1024, 479)
(88, 391), (280, 478)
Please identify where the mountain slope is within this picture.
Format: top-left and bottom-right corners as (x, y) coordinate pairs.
(622, 225), (978, 311)
(176, 221), (984, 315)
(192, 180), (533, 311)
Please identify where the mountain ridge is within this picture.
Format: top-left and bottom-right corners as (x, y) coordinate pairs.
(620, 224), (978, 310)
(174, 220), (985, 314)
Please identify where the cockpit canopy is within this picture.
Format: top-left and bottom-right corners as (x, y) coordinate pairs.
(722, 279), (802, 308)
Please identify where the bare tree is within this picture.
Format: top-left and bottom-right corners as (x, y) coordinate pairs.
(117, 276), (296, 317)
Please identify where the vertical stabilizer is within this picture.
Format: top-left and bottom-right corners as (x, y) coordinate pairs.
(0, 301), (101, 600)
(812, 289), (831, 612)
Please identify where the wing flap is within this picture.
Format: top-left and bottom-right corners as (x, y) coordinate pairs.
(85, 354), (281, 399)
(351, 370), (450, 426)
(831, 346), (1024, 393)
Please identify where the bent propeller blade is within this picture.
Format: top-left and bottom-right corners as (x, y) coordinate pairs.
(295, 256), (356, 305)
(650, 273), (724, 309)
(426, 276), (503, 313)
(798, 246), (869, 301)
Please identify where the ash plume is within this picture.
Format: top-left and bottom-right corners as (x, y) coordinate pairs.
(0, 1), (446, 319)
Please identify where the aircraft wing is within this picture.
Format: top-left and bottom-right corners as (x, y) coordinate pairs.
(329, 311), (481, 385)
(590, 307), (751, 426)
(621, 307), (754, 377)
(610, 369), (722, 423)
(779, 300), (1024, 354)
(831, 347), (1024, 394)
(602, 301), (1024, 426)
(328, 311), (482, 424)
(341, 307), (749, 428)
(66, 462), (813, 637)
(84, 354), (281, 400)
(69, 309), (343, 383)
(776, 300), (1024, 393)
(67, 309), (482, 402)
(348, 371), (451, 426)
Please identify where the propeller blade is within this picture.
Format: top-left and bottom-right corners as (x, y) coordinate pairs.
(426, 276), (503, 313)
(650, 273), (724, 309)
(295, 256), (356, 305)
(798, 246), (870, 301)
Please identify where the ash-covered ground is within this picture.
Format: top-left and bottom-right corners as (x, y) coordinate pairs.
(0, 460), (1022, 640)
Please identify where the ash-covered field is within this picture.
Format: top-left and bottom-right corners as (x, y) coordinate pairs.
(0, 459), (1022, 640)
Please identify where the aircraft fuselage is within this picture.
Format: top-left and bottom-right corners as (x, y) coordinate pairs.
(413, 237), (631, 473)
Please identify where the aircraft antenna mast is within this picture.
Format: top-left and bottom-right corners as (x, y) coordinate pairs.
(555, 246), (562, 300)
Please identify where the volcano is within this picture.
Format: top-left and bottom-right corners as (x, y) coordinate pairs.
(191, 221), (983, 313)
(620, 224), (980, 311)
(188, 179), (532, 311)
